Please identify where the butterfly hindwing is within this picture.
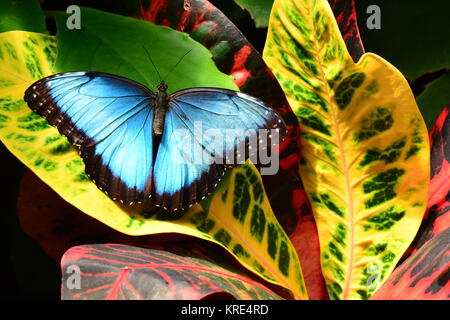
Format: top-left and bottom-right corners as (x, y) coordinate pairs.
(153, 108), (225, 211)
(24, 72), (155, 204)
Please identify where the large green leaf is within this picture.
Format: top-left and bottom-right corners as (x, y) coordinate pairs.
(0, 8), (307, 299)
(263, 0), (430, 299)
(0, 0), (47, 33)
(53, 9), (235, 93)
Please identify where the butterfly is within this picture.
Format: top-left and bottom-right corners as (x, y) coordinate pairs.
(24, 71), (287, 211)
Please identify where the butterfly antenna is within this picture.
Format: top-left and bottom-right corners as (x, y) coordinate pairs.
(162, 49), (192, 83)
(143, 46), (162, 83)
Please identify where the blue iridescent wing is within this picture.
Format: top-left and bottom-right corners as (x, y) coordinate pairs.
(24, 72), (155, 205)
(169, 88), (287, 161)
(153, 108), (226, 211)
(152, 87), (286, 211)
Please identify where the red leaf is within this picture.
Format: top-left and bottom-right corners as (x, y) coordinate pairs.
(371, 228), (449, 300)
(410, 104), (450, 252)
(290, 221), (328, 300)
(329, 0), (365, 62)
(61, 243), (284, 300)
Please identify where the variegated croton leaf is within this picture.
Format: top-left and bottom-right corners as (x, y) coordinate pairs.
(61, 244), (284, 300)
(263, 0), (430, 299)
(371, 228), (449, 300)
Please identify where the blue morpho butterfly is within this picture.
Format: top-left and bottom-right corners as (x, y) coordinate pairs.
(24, 50), (287, 211)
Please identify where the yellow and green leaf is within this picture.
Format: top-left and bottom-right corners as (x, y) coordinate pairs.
(263, 0), (430, 299)
(0, 29), (307, 299)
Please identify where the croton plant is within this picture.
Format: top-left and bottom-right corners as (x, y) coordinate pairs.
(0, 0), (448, 300)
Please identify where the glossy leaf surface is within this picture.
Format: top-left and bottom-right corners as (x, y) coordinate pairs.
(61, 244), (283, 300)
(263, 0), (430, 299)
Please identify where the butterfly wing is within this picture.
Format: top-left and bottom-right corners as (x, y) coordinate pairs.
(153, 108), (225, 211)
(152, 87), (286, 210)
(169, 88), (287, 161)
(24, 72), (155, 204)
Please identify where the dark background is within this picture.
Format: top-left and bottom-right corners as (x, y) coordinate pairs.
(1, 0), (449, 299)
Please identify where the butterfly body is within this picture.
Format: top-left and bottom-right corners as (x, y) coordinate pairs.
(24, 71), (287, 211)
(152, 82), (169, 136)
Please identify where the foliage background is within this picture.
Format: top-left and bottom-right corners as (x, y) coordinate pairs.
(0, 0), (449, 299)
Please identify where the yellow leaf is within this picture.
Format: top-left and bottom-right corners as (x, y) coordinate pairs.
(0, 31), (307, 299)
(263, 0), (430, 299)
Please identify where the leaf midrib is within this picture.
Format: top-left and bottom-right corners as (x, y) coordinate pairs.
(303, 2), (355, 300)
(81, 249), (277, 299)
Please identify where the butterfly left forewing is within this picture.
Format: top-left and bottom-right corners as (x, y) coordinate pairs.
(24, 72), (155, 205)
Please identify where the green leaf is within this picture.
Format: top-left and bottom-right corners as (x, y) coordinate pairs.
(0, 0), (47, 33)
(263, 0), (430, 299)
(233, 0), (274, 28)
(53, 8), (236, 93)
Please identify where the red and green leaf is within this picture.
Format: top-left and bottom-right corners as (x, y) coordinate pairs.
(371, 228), (449, 300)
(328, 0), (364, 62)
(415, 104), (450, 248)
(61, 243), (284, 300)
